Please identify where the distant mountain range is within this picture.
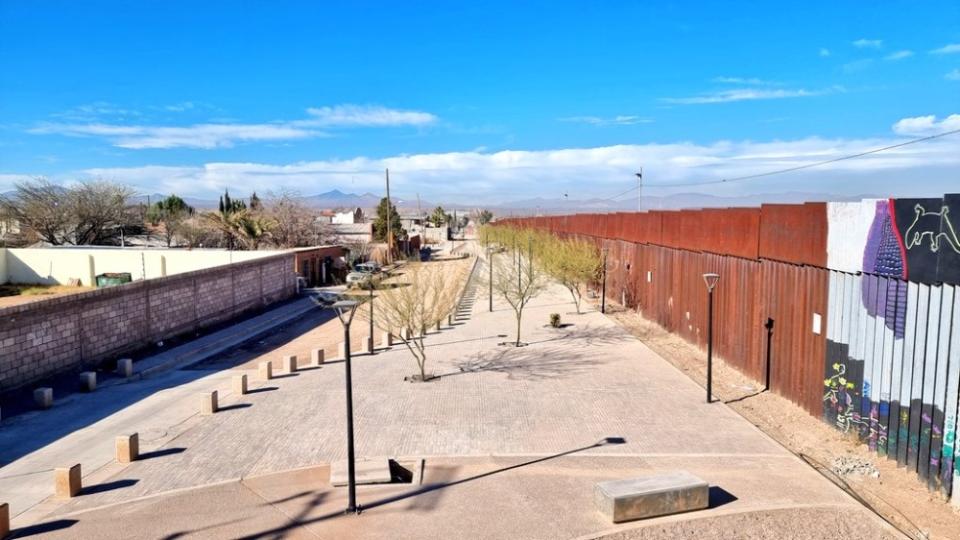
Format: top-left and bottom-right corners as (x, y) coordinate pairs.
(13, 188), (879, 216)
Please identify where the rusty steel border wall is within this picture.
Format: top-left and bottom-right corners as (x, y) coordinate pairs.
(497, 199), (960, 503)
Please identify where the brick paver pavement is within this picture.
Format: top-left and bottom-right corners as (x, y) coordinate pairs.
(5, 249), (900, 538)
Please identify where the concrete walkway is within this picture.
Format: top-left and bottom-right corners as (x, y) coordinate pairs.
(2, 251), (901, 538)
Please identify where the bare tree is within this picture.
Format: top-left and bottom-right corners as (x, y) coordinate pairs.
(266, 190), (326, 248)
(0, 179), (72, 245)
(0, 178), (136, 245)
(362, 262), (467, 381)
(491, 239), (549, 346)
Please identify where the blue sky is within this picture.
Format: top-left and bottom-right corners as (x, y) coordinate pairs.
(1, 1), (958, 204)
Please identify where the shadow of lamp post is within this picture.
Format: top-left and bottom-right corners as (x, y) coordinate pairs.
(331, 299), (361, 514)
(703, 273), (719, 404)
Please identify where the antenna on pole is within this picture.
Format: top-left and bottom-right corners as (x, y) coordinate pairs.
(635, 169), (643, 212)
(385, 168), (392, 264)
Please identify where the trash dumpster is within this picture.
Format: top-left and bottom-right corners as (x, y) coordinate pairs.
(96, 272), (132, 288)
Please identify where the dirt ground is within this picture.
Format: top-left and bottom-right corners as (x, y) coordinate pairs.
(0, 283), (93, 307)
(600, 300), (960, 540)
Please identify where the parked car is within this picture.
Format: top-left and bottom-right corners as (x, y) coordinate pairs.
(346, 262), (382, 287)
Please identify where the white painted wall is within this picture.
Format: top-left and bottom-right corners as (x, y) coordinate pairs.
(826, 200), (883, 274)
(0, 247), (285, 286)
(0, 248), (7, 285)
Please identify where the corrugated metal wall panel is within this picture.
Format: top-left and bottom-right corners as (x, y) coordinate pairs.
(758, 203), (828, 267)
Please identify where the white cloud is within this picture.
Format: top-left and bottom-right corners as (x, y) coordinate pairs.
(884, 50), (914, 61)
(29, 104), (438, 149)
(558, 115), (653, 126)
(51, 124), (959, 203)
(662, 86), (841, 105)
(946, 69), (960, 81)
(711, 76), (779, 85)
(852, 38), (883, 49)
(29, 122), (319, 149)
(819, 48), (831, 57)
(930, 43), (960, 55)
(164, 102), (195, 112)
(891, 114), (960, 136)
(299, 105), (437, 127)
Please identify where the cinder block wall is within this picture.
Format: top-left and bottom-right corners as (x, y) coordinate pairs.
(0, 253), (296, 392)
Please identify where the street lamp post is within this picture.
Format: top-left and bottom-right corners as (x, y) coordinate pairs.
(601, 248), (608, 314)
(331, 300), (360, 513)
(703, 273), (720, 404)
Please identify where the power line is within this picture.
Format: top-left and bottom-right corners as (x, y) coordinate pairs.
(642, 128), (960, 188)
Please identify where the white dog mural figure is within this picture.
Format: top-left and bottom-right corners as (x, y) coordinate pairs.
(904, 204), (960, 254)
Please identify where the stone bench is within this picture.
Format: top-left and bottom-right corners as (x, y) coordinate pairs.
(594, 471), (708, 523)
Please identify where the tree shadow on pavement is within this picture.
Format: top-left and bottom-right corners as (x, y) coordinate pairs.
(233, 437), (626, 540)
(444, 325), (633, 381)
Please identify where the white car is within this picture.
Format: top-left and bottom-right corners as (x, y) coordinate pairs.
(346, 263), (381, 286)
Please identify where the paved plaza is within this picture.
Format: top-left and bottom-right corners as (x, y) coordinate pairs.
(0, 253), (902, 539)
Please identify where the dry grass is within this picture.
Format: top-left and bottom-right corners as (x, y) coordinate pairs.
(0, 283), (93, 307)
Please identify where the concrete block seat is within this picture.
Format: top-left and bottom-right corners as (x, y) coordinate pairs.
(595, 471), (709, 523)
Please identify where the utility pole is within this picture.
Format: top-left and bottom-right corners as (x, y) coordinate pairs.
(635, 169), (643, 212)
(385, 168), (392, 265)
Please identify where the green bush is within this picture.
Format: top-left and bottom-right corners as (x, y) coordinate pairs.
(549, 313), (562, 328)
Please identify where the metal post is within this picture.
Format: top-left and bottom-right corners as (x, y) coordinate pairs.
(330, 300), (360, 514)
(764, 318), (774, 392)
(385, 168), (392, 265)
(601, 248), (607, 314)
(706, 288), (714, 404)
(343, 321), (357, 512)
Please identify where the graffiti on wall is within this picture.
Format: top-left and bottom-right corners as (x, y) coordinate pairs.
(825, 269), (960, 500)
(828, 194), (960, 286)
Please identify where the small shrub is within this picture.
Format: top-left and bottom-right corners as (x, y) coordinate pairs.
(549, 313), (562, 328)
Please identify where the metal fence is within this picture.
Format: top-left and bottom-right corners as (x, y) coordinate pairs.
(498, 202), (959, 503)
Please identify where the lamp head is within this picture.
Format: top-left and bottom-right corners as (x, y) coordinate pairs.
(703, 273), (720, 292)
(331, 299), (359, 326)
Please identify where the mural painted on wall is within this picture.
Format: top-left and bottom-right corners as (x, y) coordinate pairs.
(824, 270), (960, 501)
(828, 194), (960, 287)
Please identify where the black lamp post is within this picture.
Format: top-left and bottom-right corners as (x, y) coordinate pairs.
(331, 299), (360, 513)
(601, 248), (608, 314)
(703, 273), (719, 404)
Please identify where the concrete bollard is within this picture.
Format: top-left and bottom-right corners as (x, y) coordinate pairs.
(55, 464), (82, 498)
(400, 328), (411, 340)
(79, 371), (97, 392)
(382, 331), (393, 347)
(201, 391), (218, 415)
(283, 355), (297, 374)
(0, 502), (8, 539)
(448, 314), (454, 326)
(436, 320), (443, 332)
(232, 374), (248, 395)
(34, 388), (53, 410)
(338, 342), (346, 359)
(116, 433), (139, 463)
(258, 361), (273, 381)
(116, 358), (133, 378)
(310, 348), (325, 366)
(363, 337), (374, 354)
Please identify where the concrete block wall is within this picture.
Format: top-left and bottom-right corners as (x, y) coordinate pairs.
(0, 253), (296, 392)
